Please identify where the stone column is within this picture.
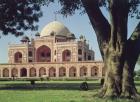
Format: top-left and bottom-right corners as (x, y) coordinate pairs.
(87, 66), (91, 78)
(76, 67), (80, 78)
(9, 68), (11, 77)
(66, 66), (69, 78)
(18, 68), (20, 78)
(27, 68), (30, 78)
(1, 68), (3, 78)
(46, 68), (49, 77)
(56, 67), (59, 78)
(36, 68), (39, 77)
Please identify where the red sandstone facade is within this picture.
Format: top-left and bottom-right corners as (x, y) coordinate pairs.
(0, 21), (104, 79)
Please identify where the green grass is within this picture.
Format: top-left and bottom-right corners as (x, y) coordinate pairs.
(0, 81), (139, 102)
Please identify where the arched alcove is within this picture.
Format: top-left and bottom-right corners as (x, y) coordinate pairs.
(69, 67), (76, 77)
(62, 50), (71, 61)
(59, 67), (66, 77)
(49, 67), (56, 77)
(14, 52), (22, 63)
(80, 66), (87, 77)
(36, 45), (51, 62)
(20, 68), (27, 77)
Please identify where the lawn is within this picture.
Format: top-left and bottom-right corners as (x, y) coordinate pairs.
(0, 81), (139, 102)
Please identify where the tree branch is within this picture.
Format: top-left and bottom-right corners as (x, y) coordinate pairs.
(129, 22), (140, 41)
(108, 0), (129, 50)
(81, 0), (111, 59)
(126, 22), (140, 67)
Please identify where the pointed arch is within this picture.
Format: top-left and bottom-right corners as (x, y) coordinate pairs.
(36, 45), (51, 62)
(69, 67), (77, 77)
(3, 68), (9, 77)
(30, 67), (36, 77)
(91, 66), (99, 76)
(59, 67), (66, 77)
(11, 68), (18, 77)
(49, 67), (56, 77)
(20, 68), (27, 77)
(39, 67), (46, 77)
(14, 52), (22, 63)
(62, 49), (71, 61)
(80, 66), (87, 77)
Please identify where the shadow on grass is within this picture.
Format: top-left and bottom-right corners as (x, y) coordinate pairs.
(0, 82), (101, 91)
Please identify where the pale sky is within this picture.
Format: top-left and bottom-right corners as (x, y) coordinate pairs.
(0, 3), (139, 69)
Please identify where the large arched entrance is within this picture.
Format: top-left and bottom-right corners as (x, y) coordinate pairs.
(30, 68), (36, 77)
(11, 68), (18, 77)
(80, 66), (87, 77)
(3, 68), (9, 77)
(49, 67), (56, 77)
(69, 67), (76, 77)
(39, 67), (46, 77)
(14, 52), (22, 63)
(62, 50), (71, 61)
(36, 45), (51, 62)
(20, 68), (27, 77)
(91, 66), (98, 76)
(59, 67), (66, 77)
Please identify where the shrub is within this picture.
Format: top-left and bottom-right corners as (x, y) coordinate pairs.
(80, 81), (88, 91)
(30, 80), (35, 85)
(134, 76), (140, 81)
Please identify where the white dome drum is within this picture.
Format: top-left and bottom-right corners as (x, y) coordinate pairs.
(40, 21), (71, 37)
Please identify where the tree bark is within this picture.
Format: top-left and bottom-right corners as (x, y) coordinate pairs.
(122, 22), (140, 99)
(102, 0), (129, 97)
(82, 0), (129, 98)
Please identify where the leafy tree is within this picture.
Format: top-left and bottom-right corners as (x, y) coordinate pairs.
(42, 0), (140, 99)
(0, 0), (44, 37)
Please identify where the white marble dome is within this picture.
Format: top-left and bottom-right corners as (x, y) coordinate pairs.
(40, 21), (71, 37)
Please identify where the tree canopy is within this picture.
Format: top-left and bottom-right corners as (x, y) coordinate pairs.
(0, 0), (44, 37)
(0, 0), (139, 37)
(44, 0), (140, 19)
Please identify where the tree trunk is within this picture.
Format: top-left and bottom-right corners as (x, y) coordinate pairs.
(81, 0), (140, 99)
(122, 62), (138, 99)
(99, 50), (124, 97)
(122, 26), (140, 99)
(99, 0), (128, 98)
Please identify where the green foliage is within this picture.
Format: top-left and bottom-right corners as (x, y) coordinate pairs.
(43, 0), (140, 18)
(136, 69), (140, 76)
(0, 0), (139, 36)
(0, 0), (44, 36)
(134, 70), (140, 81)
(134, 76), (140, 81)
(129, 0), (140, 19)
(58, 0), (83, 16)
